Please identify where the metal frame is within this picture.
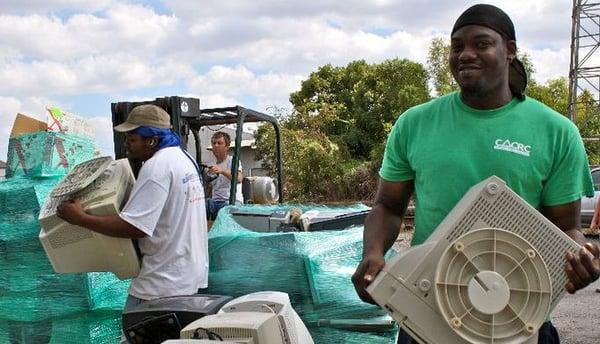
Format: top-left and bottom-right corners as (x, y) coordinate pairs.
(192, 106), (284, 205)
(111, 99), (284, 204)
(569, 0), (600, 138)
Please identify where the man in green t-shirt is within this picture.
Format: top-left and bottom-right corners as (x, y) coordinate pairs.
(352, 4), (600, 343)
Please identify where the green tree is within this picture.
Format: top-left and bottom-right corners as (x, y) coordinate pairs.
(427, 37), (458, 96)
(525, 77), (600, 163)
(255, 58), (430, 202)
(254, 124), (346, 202)
(525, 77), (569, 114)
(289, 58), (430, 159)
(573, 90), (600, 164)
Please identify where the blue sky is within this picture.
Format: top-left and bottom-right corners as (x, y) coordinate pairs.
(0, 0), (573, 159)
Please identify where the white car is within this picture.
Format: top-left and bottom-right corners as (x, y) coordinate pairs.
(581, 167), (600, 227)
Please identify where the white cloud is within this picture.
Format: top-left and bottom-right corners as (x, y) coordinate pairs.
(0, 0), (584, 165)
(0, 0), (114, 14)
(188, 65), (304, 111)
(525, 47), (571, 83)
(0, 3), (179, 61)
(0, 56), (194, 96)
(87, 116), (114, 156)
(199, 94), (241, 109)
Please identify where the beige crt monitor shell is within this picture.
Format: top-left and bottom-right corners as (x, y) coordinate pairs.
(218, 291), (314, 344)
(366, 176), (581, 344)
(39, 158), (140, 280)
(161, 340), (238, 344)
(180, 312), (284, 344)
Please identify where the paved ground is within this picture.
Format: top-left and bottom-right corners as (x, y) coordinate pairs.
(553, 278), (600, 344)
(552, 236), (600, 344)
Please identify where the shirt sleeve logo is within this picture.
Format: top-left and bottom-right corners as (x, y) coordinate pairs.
(494, 139), (531, 157)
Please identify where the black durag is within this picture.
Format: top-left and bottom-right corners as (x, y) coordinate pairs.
(452, 4), (527, 100)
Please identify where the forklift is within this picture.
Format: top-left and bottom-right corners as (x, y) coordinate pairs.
(111, 96), (284, 206)
(111, 96), (367, 232)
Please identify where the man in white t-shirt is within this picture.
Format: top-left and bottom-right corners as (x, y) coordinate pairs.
(205, 131), (243, 221)
(56, 104), (208, 310)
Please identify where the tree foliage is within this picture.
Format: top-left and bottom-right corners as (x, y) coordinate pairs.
(255, 124), (346, 202)
(255, 58), (430, 202)
(525, 77), (569, 115)
(288, 59), (430, 159)
(254, 39), (600, 202)
(427, 37), (458, 96)
(525, 77), (600, 163)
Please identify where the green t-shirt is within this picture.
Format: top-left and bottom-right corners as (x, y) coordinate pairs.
(380, 92), (594, 245)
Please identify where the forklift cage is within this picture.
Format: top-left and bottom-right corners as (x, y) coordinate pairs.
(111, 97), (284, 205)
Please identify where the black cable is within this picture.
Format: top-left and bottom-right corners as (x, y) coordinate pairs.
(192, 327), (224, 341)
(205, 124), (229, 132)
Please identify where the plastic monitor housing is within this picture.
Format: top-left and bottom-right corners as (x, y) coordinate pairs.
(180, 312), (284, 344)
(242, 177), (279, 204)
(39, 157), (140, 280)
(218, 291), (313, 344)
(123, 294), (233, 331)
(162, 340), (238, 344)
(367, 176), (582, 344)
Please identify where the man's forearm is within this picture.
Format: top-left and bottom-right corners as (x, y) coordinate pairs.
(363, 204), (405, 258)
(77, 214), (147, 238)
(220, 169), (243, 183)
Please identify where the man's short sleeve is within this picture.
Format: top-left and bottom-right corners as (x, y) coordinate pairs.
(120, 176), (169, 236)
(542, 128), (594, 206)
(379, 114), (415, 182)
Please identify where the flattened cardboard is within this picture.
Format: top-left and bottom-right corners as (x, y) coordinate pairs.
(10, 113), (47, 138)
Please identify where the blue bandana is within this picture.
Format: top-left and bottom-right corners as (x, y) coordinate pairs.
(132, 126), (202, 181)
(132, 126), (181, 149)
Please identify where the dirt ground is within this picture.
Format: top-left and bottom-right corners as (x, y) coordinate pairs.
(392, 232), (600, 343)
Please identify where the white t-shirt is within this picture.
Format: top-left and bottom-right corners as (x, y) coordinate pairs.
(120, 147), (208, 300)
(210, 155), (243, 203)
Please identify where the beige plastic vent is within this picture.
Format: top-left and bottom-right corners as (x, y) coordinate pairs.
(367, 176), (581, 344)
(180, 312), (284, 343)
(50, 156), (113, 197)
(435, 229), (551, 343)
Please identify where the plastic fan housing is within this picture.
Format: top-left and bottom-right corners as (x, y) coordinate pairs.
(366, 176), (581, 344)
(435, 228), (551, 343)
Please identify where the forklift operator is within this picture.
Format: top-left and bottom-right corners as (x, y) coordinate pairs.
(205, 131), (243, 221)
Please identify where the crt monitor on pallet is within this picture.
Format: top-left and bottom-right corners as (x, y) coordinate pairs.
(180, 312), (284, 343)
(218, 291), (313, 344)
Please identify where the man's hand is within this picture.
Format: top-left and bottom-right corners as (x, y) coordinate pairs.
(352, 254), (386, 304)
(56, 199), (86, 226)
(565, 242), (600, 294)
(353, 179), (414, 305)
(591, 213), (599, 230)
(208, 165), (223, 175)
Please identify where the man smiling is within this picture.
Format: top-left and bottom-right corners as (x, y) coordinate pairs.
(352, 4), (600, 343)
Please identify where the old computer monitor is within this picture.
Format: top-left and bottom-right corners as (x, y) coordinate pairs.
(39, 157), (140, 280)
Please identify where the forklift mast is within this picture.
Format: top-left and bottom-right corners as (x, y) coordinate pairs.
(111, 96), (283, 204)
